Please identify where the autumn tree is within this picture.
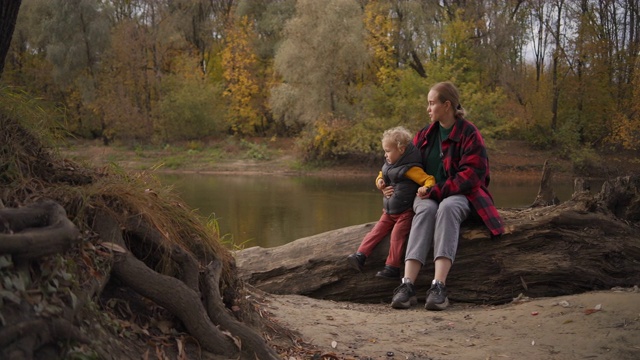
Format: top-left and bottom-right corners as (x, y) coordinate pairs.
(167, 0), (234, 75)
(92, 10), (156, 143)
(5, 0), (111, 140)
(356, 1), (431, 148)
(221, 15), (262, 135)
(269, 0), (369, 160)
(364, 0), (397, 86)
(236, 0), (296, 135)
(270, 0), (368, 126)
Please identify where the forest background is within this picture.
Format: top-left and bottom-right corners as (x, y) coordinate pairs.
(2, 0), (640, 171)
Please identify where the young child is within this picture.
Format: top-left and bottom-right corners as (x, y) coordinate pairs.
(347, 126), (435, 279)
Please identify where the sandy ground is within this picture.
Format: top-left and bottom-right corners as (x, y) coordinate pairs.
(258, 287), (640, 360)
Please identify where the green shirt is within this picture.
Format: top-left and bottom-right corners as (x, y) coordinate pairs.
(425, 124), (452, 183)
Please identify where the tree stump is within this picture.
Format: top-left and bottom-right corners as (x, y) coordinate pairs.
(531, 159), (559, 207)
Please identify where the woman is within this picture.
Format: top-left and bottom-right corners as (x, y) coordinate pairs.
(387, 81), (504, 310)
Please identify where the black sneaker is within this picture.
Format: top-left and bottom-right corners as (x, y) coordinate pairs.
(425, 279), (449, 311)
(346, 252), (366, 272)
(390, 279), (417, 309)
(375, 265), (400, 280)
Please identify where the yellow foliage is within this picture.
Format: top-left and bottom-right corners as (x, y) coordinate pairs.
(364, 1), (397, 85)
(221, 16), (262, 135)
(605, 58), (640, 150)
(609, 112), (640, 150)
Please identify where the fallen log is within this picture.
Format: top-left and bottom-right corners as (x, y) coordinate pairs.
(236, 176), (640, 305)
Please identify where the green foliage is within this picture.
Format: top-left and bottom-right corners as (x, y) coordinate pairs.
(186, 140), (205, 151)
(522, 123), (553, 150)
(154, 75), (225, 142)
(240, 139), (271, 160)
(236, 0), (296, 59)
(567, 147), (601, 176)
(206, 213), (249, 251)
(297, 115), (391, 162)
(0, 86), (65, 147)
(161, 154), (188, 170)
(357, 69), (429, 131)
(271, 0), (368, 125)
(32, 0), (111, 88)
(458, 82), (508, 138)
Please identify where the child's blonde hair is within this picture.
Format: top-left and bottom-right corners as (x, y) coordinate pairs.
(382, 126), (413, 149)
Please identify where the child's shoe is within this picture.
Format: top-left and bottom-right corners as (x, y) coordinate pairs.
(375, 265), (400, 280)
(346, 252), (366, 272)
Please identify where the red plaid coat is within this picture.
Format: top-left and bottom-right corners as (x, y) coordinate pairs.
(413, 117), (504, 236)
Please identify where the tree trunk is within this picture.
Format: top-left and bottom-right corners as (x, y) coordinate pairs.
(236, 176), (640, 305)
(0, 0), (22, 77)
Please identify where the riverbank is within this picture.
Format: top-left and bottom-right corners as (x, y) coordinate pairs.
(60, 138), (618, 180)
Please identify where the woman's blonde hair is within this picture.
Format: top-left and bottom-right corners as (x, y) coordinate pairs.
(382, 126), (413, 149)
(431, 81), (466, 117)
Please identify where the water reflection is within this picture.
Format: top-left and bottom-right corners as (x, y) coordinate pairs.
(158, 173), (579, 249)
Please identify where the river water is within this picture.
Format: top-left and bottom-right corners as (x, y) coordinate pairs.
(157, 173), (582, 249)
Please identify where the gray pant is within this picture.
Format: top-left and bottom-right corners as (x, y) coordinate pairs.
(405, 194), (471, 265)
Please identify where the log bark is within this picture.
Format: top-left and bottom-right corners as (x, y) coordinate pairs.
(236, 176), (640, 305)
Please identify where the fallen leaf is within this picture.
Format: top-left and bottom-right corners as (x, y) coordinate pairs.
(98, 242), (127, 253)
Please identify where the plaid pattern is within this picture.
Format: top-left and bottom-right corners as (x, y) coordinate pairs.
(413, 118), (504, 236)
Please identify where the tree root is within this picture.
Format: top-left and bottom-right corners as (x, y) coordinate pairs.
(203, 260), (280, 359)
(0, 199), (80, 261)
(0, 200), (280, 359)
(125, 214), (201, 293)
(111, 249), (238, 355)
(93, 210), (279, 358)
